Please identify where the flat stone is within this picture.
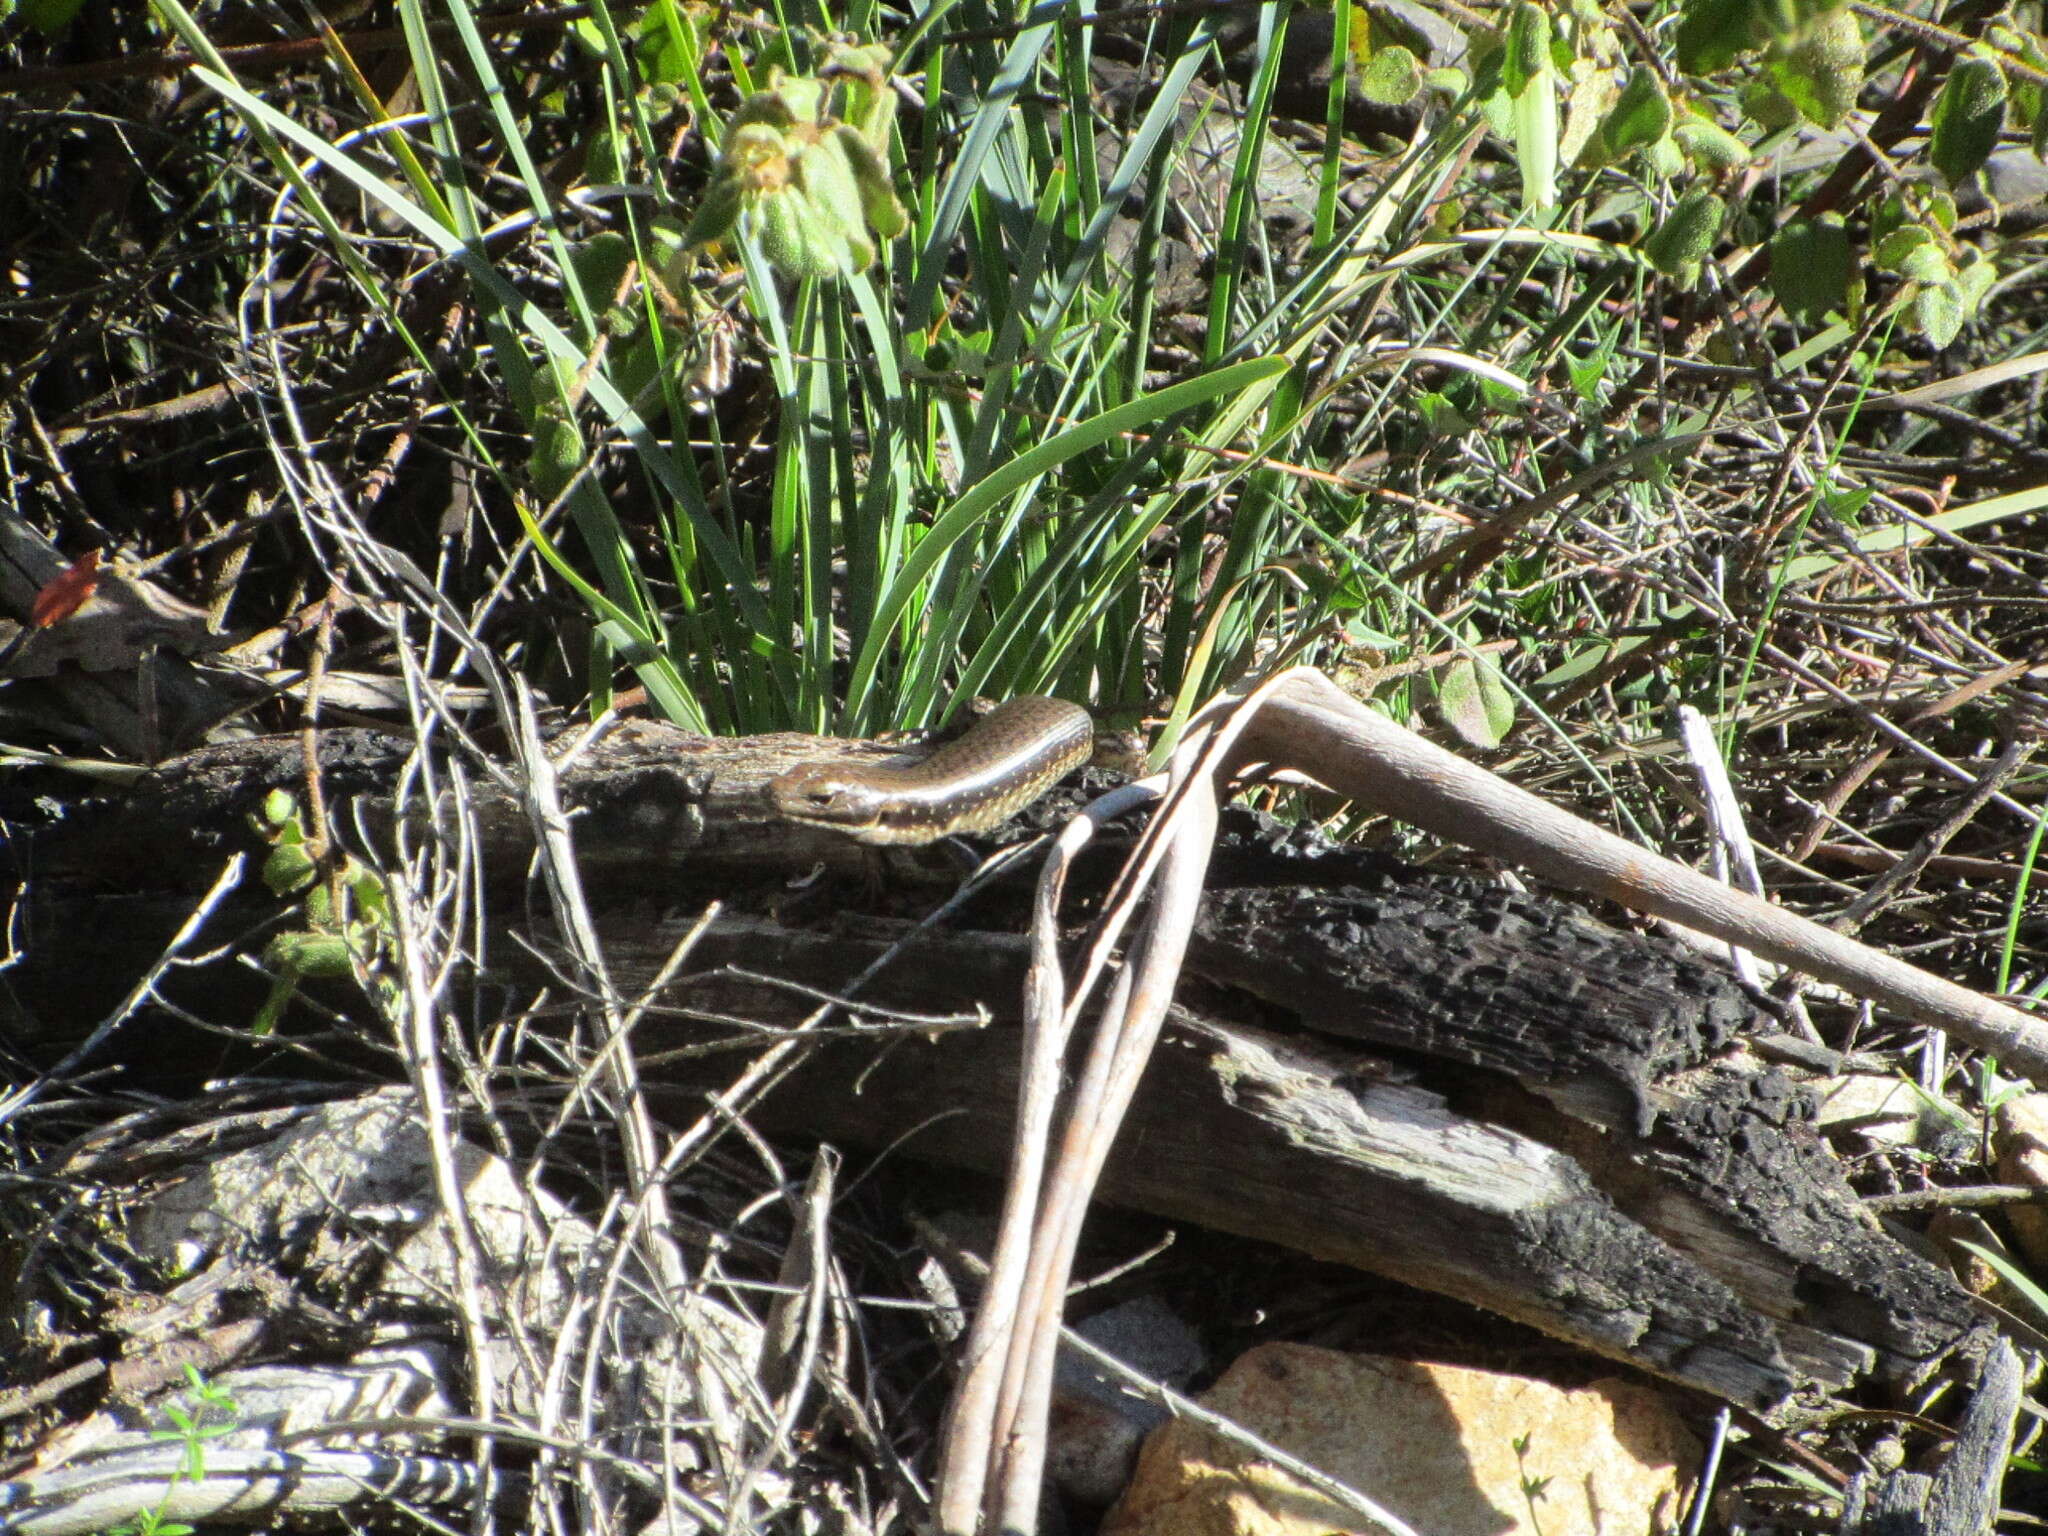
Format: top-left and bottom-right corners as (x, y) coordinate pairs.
(1100, 1343), (1698, 1536)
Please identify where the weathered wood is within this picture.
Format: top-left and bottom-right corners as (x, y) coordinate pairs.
(24, 720), (943, 894)
(1837, 1338), (2024, 1536)
(6, 727), (1992, 1413)
(621, 909), (1975, 1404)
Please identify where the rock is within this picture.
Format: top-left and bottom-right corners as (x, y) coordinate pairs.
(1993, 1094), (2048, 1270)
(1101, 1343), (1698, 1536)
(1813, 1072), (1922, 1147)
(1050, 1297), (1207, 1507)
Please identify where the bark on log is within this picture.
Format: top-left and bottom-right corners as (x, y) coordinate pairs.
(5, 724), (1995, 1413)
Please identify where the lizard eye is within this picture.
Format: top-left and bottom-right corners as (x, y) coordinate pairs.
(797, 780), (850, 810)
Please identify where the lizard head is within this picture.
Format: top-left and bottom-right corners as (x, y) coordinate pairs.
(766, 766), (890, 838)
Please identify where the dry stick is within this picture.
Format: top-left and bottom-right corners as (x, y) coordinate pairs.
(993, 785), (1219, 1536)
(1243, 669), (2048, 1083)
(944, 665), (2048, 1532)
(957, 677), (1309, 1531)
(932, 782), (1164, 1531)
(1788, 655), (2034, 864)
(1833, 735), (2035, 933)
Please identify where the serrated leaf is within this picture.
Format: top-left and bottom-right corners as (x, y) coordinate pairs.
(1820, 485), (1873, 523)
(1438, 655), (1516, 748)
(1768, 214), (1853, 323)
(1929, 55), (2007, 186)
(1565, 347), (1611, 402)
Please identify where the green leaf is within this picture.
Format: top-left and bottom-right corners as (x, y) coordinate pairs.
(792, 133), (875, 271)
(261, 842), (318, 897)
(1897, 240), (1953, 285)
(1503, 2), (1550, 99)
(18, 0), (87, 32)
(1504, 3), (1559, 212)
(1437, 654), (1516, 748)
(1820, 485), (1873, 524)
(1929, 55), (2008, 186)
(1677, 0), (1756, 74)
(1565, 347), (1611, 402)
(841, 357), (1291, 704)
(835, 125), (907, 240)
(1674, 117), (1749, 169)
(1768, 8), (1863, 128)
(1741, 78), (1801, 129)
(1768, 214), (1853, 323)
(1416, 391), (1476, 434)
(565, 232), (632, 305)
(684, 175), (745, 249)
(1757, 0), (1844, 43)
(264, 930), (355, 980)
(1642, 188), (1724, 277)
(1913, 279), (1965, 347)
(1600, 68), (1671, 157)
(1869, 201), (1916, 254)
(1358, 44), (1423, 106)
(527, 408), (583, 501)
(1954, 248), (1996, 308)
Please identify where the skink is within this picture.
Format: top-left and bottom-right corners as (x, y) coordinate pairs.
(766, 696), (1094, 846)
